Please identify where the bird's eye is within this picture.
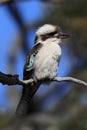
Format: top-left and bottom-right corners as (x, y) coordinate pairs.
(41, 35), (49, 41)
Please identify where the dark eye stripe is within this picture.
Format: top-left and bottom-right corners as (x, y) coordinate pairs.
(41, 31), (58, 41)
(48, 32), (57, 36)
(41, 35), (48, 41)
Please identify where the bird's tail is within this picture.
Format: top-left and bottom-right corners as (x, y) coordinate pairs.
(15, 83), (40, 117)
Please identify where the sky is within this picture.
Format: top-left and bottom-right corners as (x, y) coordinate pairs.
(0, 1), (76, 112)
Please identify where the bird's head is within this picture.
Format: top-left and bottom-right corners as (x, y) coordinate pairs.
(34, 24), (71, 44)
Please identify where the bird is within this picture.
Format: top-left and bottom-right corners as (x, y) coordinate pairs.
(16, 24), (71, 116)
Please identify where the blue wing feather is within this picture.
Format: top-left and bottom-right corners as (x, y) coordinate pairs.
(23, 43), (43, 79)
(26, 54), (35, 71)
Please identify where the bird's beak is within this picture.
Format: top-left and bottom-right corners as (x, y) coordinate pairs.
(59, 32), (71, 39)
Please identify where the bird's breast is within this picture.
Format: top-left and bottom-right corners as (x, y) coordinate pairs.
(33, 43), (61, 81)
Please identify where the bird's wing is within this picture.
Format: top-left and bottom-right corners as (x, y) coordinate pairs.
(23, 43), (43, 80)
(16, 43), (43, 116)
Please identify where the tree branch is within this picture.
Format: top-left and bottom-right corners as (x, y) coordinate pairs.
(0, 72), (34, 86)
(0, 71), (87, 87)
(53, 77), (87, 86)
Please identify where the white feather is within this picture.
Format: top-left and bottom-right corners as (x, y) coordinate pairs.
(33, 38), (62, 81)
(36, 24), (56, 36)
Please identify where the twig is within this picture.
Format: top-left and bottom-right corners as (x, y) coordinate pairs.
(0, 71), (87, 87)
(53, 77), (87, 86)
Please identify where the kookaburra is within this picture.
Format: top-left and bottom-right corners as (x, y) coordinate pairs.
(16, 24), (70, 116)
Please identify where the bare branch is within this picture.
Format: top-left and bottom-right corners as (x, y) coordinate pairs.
(0, 72), (34, 86)
(53, 77), (87, 86)
(0, 71), (87, 87)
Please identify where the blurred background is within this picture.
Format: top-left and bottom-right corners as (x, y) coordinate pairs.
(0, 0), (87, 129)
